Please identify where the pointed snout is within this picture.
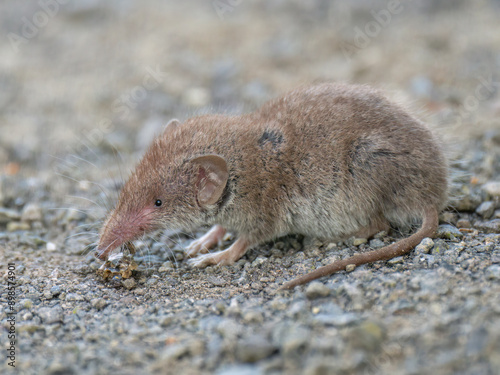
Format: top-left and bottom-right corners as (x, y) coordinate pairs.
(95, 216), (128, 261)
(95, 229), (123, 260)
(96, 208), (156, 261)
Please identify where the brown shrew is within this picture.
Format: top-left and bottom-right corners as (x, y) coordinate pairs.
(96, 83), (448, 290)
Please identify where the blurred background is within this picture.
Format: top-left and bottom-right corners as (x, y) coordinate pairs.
(1, 2), (500, 374)
(1, 0), (499, 180)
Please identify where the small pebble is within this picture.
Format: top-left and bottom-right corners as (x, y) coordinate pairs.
(0, 207), (21, 224)
(43, 291), (52, 299)
(251, 256), (266, 267)
(91, 298), (109, 311)
(46, 242), (57, 251)
(456, 218), (471, 228)
(345, 264), (356, 272)
(45, 364), (75, 375)
(7, 222), (30, 231)
(305, 282), (330, 299)
(369, 238), (385, 249)
(50, 285), (62, 296)
(123, 278), (137, 290)
(440, 211), (457, 224)
(436, 224), (464, 240)
(475, 201), (496, 219)
(387, 256), (404, 265)
(486, 265), (500, 280)
(326, 242), (337, 250)
(207, 276), (226, 287)
(37, 306), (63, 324)
(158, 261), (174, 272)
(21, 203), (43, 222)
(242, 311), (264, 324)
(415, 237), (434, 254)
(65, 293), (84, 301)
(352, 238), (367, 246)
(182, 87), (211, 107)
(474, 219), (500, 233)
(235, 335), (277, 363)
(482, 181), (500, 197)
(160, 316), (174, 327)
(19, 299), (33, 310)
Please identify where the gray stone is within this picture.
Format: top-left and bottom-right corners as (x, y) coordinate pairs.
(352, 238), (367, 246)
(21, 203), (43, 222)
(305, 282), (330, 299)
(348, 321), (386, 351)
(122, 278), (136, 290)
(281, 325), (310, 355)
(158, 261), (174, 272)
(45, 363), (75, 375)
(474, 219), (500, 233)
(453, 186), (482, 211)
(50, 285), (62, 297)
(345, 264), (356, 272)
(251, 256), (267, 267)
(216, 364), (261, 375)
(312, 312), (359, 327)
(65, 293), (84, 301)
(415, 237), (434, 254)
(482, 181), (500, 197)
(217, 319), (243, 340)
(432, 239), (450, 254)
(242, 310), (264, 324)
(19, 298), (33, 310)
(235, 335), (277, 363)
(91, 298), (108, 311)
(436, 224), (464, 240)
(440, 211), (457, 224)
(374, 231), (388, 239)
(369, 238), (385, 249)
(160, 315), (175, 328)
(207, 276), (226, 287)
(158, 343), (190, 365)
(456, 218), (471, 228)
(37, 306), (63, 324)
(387, 256), (404, 265)
(486, 265), (500, 280)
(0, 207), (21, 224)
(7, 221), (30, 231)
(476, 201), (496, 219)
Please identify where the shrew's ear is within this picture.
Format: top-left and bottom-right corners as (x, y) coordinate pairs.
(191, 155), (228, 206)
(162, 119), (181, 137)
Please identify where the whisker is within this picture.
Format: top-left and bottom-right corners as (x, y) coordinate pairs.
(66, 195), (104, 209)
(48, 207), (89, 215)
(65, 232), (99, 240)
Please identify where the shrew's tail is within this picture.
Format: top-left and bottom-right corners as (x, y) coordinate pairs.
(279, 206), (439, 290)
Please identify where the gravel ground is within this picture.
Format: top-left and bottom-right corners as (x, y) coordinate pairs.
(1, 1), (500, 374)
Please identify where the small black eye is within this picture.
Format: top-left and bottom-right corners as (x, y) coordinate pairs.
(155, 199), (162, 207)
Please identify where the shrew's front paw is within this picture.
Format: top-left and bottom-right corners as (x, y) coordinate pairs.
(185, 225), (226, 258)
(186, 238), (251, 268)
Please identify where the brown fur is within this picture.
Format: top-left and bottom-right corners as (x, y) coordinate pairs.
(96, 83), (448, 288)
